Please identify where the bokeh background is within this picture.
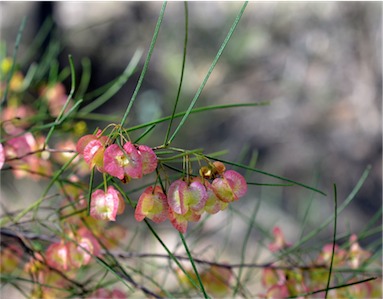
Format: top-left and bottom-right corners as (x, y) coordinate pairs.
(1, 1), (381, 261)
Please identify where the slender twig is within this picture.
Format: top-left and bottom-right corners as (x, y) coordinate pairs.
(4, 148), (77, 162)
(103, 251), (383, 274)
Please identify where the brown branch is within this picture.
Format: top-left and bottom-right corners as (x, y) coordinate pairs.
(287, 277), (379, 299)
(2, 228), (382, 277)
(5, 148), (77, 162)
(109, 251), (383, 276)
(0, 227), (88, 293)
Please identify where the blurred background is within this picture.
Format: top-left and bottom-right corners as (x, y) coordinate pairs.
(1, 1), (381, 253)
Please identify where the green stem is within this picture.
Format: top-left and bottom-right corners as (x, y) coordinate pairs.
(0, 154), (78, 227)
(87, 167), (95, 216)
(80, 49), (142, 114)
(164, 1), (188, 146)
(233, 194), (261, 296)
(180, 232), (210, 298)
(44, 55), (76, 147)
(143, 219), (202, 292)
(207, 156), (326, 196)
(167, 2), (248, 144)
(126, 102), (269, 133)
(120, 1), (167, 127)
(325, 184), (338, 299)
(282, 165), (370, 255)
(103, 173), (108, 193)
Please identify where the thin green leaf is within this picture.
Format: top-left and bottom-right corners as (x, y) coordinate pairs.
(143, 219), (203, 292)
(87, 167), (95, 216)
(247, 182), (294, 187)
(127, 102), (269, 133)
(32, 39), (61, 84)
(180, 232), (209, 298)
(48, 59), (59, 84)
(19, 62), (38, 92)
(207, 156), (327, 196)
(134, 124), (156, 143)
(20, 16), (54, 64)
(233, 192), (261, 296)
(74, 112), (121, 122)
(80, 49), (143, 113)
(283, 165), (371, 256)
(0, 153), (78, 227)
(298, 175), (319, 240)
(167, 2), (248, 144)
(75, 57), (92, 99)
(325, 184), (338, 299)
(44, 54), (76, 146)
(1, 17), (26, 107)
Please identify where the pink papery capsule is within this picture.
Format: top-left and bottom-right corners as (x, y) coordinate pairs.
(349, 234), (371, 269)
(137, 145), (158, 175)
(103, 142), (142, 180)
(76, 131), (108, 171)
(167, 180), (208, 215)
(41, 83), (73, 117)
(68, 228), (101, 268)
(90, 186), (125, 221)
(266, 284), (290, 299)
(89, 288), (127, 299)
(1, 104), (35, 134)
(0, 143), (4, 169)
(4, 132), (35, 160)
(268, 226), (292, 253)
(192, 177), (228, 214)
(317, 243), (347, 267)
(45, 242), (71, 271)
(204, 181), (229, 214)
(76, 130), (105, 154)
(83, 140), (105, 170)
(0, 244), (23, 273)
(211, 170), (247, 203)
(4, 132), (52, 180)
(135, 186), (168, 223)
(168, 207), (201, 234)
